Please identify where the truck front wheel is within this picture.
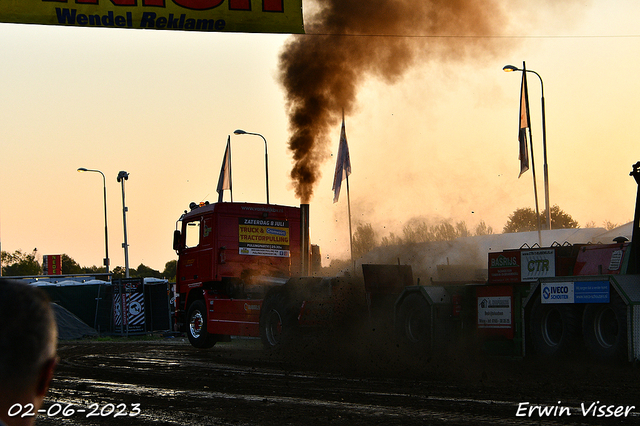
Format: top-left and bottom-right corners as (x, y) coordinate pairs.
(396, 292), (431, 356)
(187, 300), (217, 349)
(582, 294), (627, 361)
(529, 298), (579, 358)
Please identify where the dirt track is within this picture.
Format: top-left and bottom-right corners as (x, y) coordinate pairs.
(33, 337), (640, 425)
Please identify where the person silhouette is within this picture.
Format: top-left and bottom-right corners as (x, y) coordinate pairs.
(0, 279), (57, 426)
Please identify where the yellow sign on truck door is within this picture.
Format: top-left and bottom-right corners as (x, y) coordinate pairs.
(0, 0), (304, 34)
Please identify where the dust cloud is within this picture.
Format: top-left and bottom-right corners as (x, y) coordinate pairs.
(358, 238), (487, 283)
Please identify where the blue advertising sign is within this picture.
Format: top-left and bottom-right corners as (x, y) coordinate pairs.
(574, 281), (610, 303)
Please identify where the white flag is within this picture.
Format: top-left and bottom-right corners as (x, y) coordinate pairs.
(332, 117), (351, 203)
(217, 136), (231, 202)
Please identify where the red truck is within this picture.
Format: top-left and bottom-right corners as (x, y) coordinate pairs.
(172, 202), (352, 349)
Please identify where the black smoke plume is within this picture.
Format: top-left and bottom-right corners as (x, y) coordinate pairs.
(279, 0), (508, 203)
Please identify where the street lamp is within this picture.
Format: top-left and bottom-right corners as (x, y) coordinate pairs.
(77, 167), (110, 273)
(503, 63), (551, 230)
(117, 171), (130, 278)
(233, 129), (270, 204)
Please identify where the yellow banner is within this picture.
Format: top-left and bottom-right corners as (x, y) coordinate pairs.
(239, 222), (289, 247)
(238, 217), (290, 257)
(0, 0), (304, 34)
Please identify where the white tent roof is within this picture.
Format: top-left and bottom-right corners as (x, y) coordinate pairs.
(590, 222), (633, 244)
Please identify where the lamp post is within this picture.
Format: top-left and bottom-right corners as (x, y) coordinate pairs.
(77, 167), (110, 273)
(117, 171), (130, 278)
(503, 64), (551, 230)
(233, 129), (270, 204)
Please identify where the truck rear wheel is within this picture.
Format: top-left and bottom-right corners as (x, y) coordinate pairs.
(582, 294), (627, 361)
(529, 297), (579, 358)
(259, 290), (298, 350)
(187, 300), (217, 349)
(396, 292), (431, 356)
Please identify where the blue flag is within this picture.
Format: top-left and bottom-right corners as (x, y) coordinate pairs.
(518, 64), (531, 178)
(332, 117), (351, 203)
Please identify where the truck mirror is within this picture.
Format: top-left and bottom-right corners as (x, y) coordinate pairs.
(173, 230), (182, 251)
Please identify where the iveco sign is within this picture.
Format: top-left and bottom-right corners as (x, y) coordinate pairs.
(542, 284), (570, 301)
(541, 281), (610, 304)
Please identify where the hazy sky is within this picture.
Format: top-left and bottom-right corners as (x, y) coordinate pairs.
(1, 0), (640, 272)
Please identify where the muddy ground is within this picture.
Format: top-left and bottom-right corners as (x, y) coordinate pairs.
(34, 336), (639, 425)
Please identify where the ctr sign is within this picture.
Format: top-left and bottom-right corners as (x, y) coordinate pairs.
(0, 0), (304, 34)
(521, 249), (555, 282)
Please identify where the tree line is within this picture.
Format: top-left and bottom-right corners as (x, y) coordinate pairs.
(351, 205), (619, 259)
(0, 250), (177, 281)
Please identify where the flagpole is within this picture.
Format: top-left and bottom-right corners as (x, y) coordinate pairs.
(528, 127), (543, 245)
(346, 172), (354, 270)
(522, 61), (542, 246)
(519, 67), (551, 230)
(538, 78), (549, 230)
(513, 61), (542, 245)
(333, 109), (354, 268)
(229, 135), (233, 202)
(522, 61), (542, 247)
(341, 109), (353, 267)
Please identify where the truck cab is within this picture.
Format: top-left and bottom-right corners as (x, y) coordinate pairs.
(173, 201), (307, 347)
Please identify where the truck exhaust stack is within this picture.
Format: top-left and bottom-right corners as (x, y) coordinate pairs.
(301, 203), (310, 276)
